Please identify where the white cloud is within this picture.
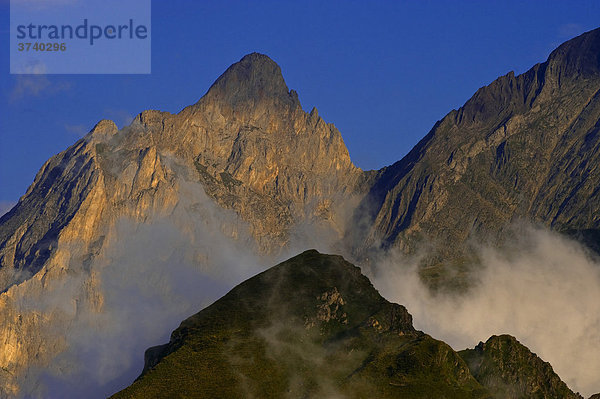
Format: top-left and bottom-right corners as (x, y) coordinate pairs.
(9, 62), (71, 102)
(15, 180), (270, 398)
(372, 225), (600, 397)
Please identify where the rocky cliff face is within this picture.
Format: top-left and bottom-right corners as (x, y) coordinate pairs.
(0, 53), (363, 396)
(0, 53), (362, 287)
(129, 53), (364, 250)
(350, 28), (600, 277)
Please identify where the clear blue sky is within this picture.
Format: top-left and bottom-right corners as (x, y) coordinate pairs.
(1, 0), (600, 211)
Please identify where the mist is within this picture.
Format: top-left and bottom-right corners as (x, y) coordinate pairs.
(16, 182), (272, 399)
(11, 174), (600, 398)
(371, 224), (600, 397)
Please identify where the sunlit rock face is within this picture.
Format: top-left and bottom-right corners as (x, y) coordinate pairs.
(0, 53), (363, 287)
(0, 53), (365, 396)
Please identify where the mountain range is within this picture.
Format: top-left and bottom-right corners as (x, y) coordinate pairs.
(0, 27), (599, 397)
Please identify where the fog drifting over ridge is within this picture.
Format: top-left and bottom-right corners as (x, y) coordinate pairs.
(371, 225), (600, 397)
(15, 179), (349, 398)
(15, 183), (268, 398)
(13, 178), (600, 398)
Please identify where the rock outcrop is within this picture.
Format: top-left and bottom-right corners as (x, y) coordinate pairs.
(460, 335), (583, 399)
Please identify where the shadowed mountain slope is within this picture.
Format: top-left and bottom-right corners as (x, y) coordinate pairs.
(350, 28), (600, 279)
(111, 250), (489, 399)
(112, 251), (581, 398)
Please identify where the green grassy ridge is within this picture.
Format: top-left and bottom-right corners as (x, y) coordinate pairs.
(111, 251), (574, 398)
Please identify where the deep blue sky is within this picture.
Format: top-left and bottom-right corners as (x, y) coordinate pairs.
(1, 1), (600, 213)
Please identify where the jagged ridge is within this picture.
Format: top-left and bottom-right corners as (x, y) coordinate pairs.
(350, 27), (600, 285)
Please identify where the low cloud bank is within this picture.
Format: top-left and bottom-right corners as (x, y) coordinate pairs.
(372, 225), (600, 397)
(17, 185), (269, 398)
(14, 178), (600, 398)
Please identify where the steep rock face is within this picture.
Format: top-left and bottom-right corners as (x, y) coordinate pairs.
(0, 53), (361, 287)
(352, 28), (600, 268)
(139, 53), (364, 249)
(0, 130), (106, 291)
(459, 335), (582, 399)
(112, 250), (489, 399)
(0, 53), (363, 395)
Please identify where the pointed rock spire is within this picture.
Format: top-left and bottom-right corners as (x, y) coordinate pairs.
(202, 53), (300, 109)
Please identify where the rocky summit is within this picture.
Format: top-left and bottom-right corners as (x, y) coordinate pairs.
(0, 27), (599, 397)
(0, 52), (362, 290)
(459, 335), (583, 399)
(0, 52), (364, 396)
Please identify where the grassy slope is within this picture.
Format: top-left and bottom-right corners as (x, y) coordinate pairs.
(112, 250), (489, 399)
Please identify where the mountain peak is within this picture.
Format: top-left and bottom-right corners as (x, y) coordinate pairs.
(202, 52), (300, 108)
(460, 335), (582, 399)
(113, 251), (500, 399)
(90, 119), (118, 135)
(548, 27), (600, 79)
